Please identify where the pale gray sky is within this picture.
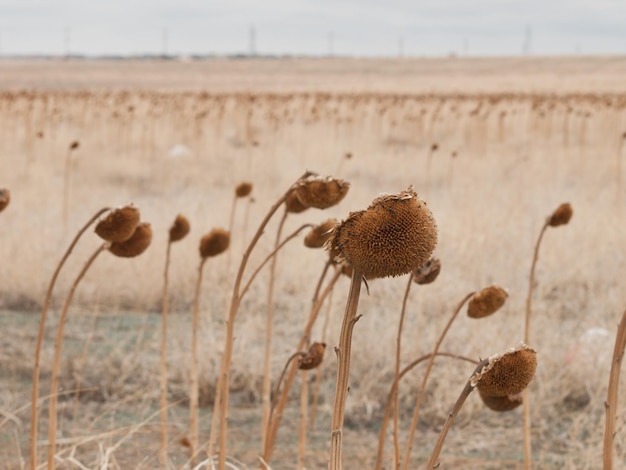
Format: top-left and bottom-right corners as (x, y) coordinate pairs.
(0, 0), (625, 57)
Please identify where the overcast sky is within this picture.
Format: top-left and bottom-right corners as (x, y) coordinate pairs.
(1, 0), (625, 57)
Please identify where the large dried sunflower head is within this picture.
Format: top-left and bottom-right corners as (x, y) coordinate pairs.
(471, 344), (537, 397)
(467, 285), (508, 319)
(199, 228), (230, 258)
(95, 205), (141, 243)
(295, 175), (350, 210)
(327, 187), (437, 279)
(109, 222), (152, 258)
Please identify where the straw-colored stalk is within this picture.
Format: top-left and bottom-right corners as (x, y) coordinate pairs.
(47, 219), (150, 469)
(213, 173), (317, 470)
(188, 228), (230, 463)
(523, 202), (572, 470)
(427, 345), (537, 468)
(309, 267), (335, 429)
(401, 291), (475, 470)
(207, 222), (313, 459)
(47, 243), (108, 470)
(160, 215), (190, 466)
(298, 369), (309, 470)
(260, 209), (288, 450)
(603, 308), (626, 470)
(189, 256), (208, 464)
(391, 258), (441, 468)
(30, 207), (110, 470)
(297, 342), (326, 468)
(374, 352), (478, 470)
(227, 182), (253, 273)
(328, 188), (437, 470)
(263, 268), (343, 463)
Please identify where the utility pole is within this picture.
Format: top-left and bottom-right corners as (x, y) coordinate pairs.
(523, 24), (532, 56)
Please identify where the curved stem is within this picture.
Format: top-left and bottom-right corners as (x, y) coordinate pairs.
(393, 274), (414, 469)
(261, 210), (288, 451)
(263, 267), (343, 463)
(401, 291), (475, 470)
(30, 206), (110, 470)
(523, 221), (547, 470)
(47, 243), (107, 470)
(329, 270), (363, 470)
(603, 308), (626, 470)
(238, 223), (313, 301)
(216, 172), (310, 470)
(426, 359), (489, 469)
(266, 351), (306, 438)
(374, 352), (478, 470)
(310, 270), (335, 429)
(189, 257), (208, 465)
(298, 369), (309, 469)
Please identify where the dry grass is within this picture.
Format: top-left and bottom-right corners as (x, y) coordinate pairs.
(0, 57), (625, 469)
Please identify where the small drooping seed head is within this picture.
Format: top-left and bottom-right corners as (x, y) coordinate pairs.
(478, 388), (523, 412)
(69, 140), (80, 151)
(199, 228), (230, 258)
(298, 342), (327, 370)
(109, 222), (152, 258)
(413, 257), (441, 285)
(328, 187), (437, 279)
(431, 143), (439, 151)
(95, 205), (141, 242)
(285, 191), (309, 214)
(169, 214), (190, 243)
(235, 181), (253, 198)
(467, 285), (508, 319)
(294, 175), (350, 210)
(471, 344), (537, 397)
(0, 189), (10, 213)
(547, 203), (573, 227)
(304, 219), (337, 248)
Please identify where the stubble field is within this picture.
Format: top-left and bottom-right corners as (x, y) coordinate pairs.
(1, 57), (626, 469)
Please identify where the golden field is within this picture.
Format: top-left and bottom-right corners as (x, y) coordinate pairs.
(0, 57), (625, 469)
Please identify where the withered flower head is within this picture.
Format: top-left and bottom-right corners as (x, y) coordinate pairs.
(298, 342), (327, 370)
(304, 219), (337, 248)
(169, 214), (190, 243)
(547, 203), (573, 227)
(478, 388), (523, 412)
(69, 140), (80, 150)
(235, 181), (253, 198)
(467, 285), (508, 319)
(328, 187), (437, 279)
(109, 222), (152, 258)
(0, 189), (10, 213)
(285, 191), (309, 214)
(295, 175), (350, 210)
(199, 228), (230, 258)
(471, 344), (537, 397)
(95, 205), (141, 242)
(413, 257), (441, 285)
